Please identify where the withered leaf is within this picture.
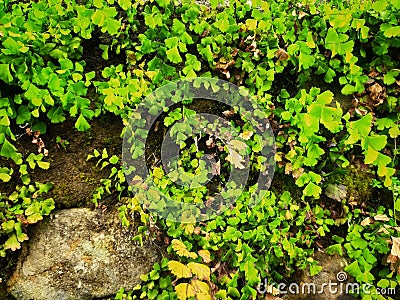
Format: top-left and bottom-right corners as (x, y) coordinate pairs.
(275, 48), (290, 61)
(374, 214), (390, 222)
(222, 110), (235, 117)
(33, 130), (40, 138)
(226, 149), (245, 169)
(211, 160), (220, 176)
(361, 217), (373, 226)
(206, 136), (215, 148)
(391, 237), (400, 258)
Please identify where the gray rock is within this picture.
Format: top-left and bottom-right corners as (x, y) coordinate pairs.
(7, 208), (162, 300)
(282, 251), (356, 300)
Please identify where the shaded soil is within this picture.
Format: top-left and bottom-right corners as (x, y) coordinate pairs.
(4, 113), (123, 208)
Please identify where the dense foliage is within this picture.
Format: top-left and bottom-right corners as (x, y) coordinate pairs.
(1, 0), (400, 299)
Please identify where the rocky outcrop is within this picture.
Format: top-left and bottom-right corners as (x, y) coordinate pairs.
(282, 251), (356, 300)
(7, 208), (162, 300)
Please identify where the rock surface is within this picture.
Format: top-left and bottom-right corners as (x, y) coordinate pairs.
(7, 208), (162, 300)
(282, 251), (356, 300)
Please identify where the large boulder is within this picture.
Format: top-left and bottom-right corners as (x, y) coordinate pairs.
(7, 208), (162, 300)
(282, 251), (356, 300)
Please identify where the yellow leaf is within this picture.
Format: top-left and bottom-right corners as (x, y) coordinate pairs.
(196, 293), (212, 300)
(175, 282), (195, 300)
(168, 260), (192, 278)
(145, 70), (157, 80)
(172, 239), (198, 259)
(240, 130), (253, 140)
(188, 262), (210, 280)
(152, 167), (163, 179)
(191, 280), (210, 299)
(180, 223), (195, 235)
(198, 250), (211, 263)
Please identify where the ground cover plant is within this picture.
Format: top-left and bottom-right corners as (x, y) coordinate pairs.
(0, 0), (400, 299)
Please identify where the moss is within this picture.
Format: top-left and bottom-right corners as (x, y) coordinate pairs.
(103, 137), (115, 145)
(340, 166), (373, 202)
(79, 173), (97, 185)
(51, 183), (72, 204)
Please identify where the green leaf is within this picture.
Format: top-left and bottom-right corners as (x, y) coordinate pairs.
(372, 0), (388, 11)
(389, 125), (400, 138)
(0, 172), (11, 182)
(172, 19), (186, 34)
(1, 220), (15, 232)
(383, 70), (400, 85)
(350, 237), (368, 249)
(320, 105), (343, 133)
(364, 147), (379, 164)
(118, 0), (131, 10)
(344, 261), (362, 277)
(59, 58), (74, 70)
(25, 84), (42, 105)
(375, 117), (394, 130)
(303, 182), (322, 198)
(310, 264), (322, 276)
(243, 258), (259, 285)
(325, 28), (353, 57)
(346, 114), (372, 145)
(4, 234), (21, 251)
(165, 36), (179, 49)
(2, 37), (20, 53)
(37, 161), (50, 170)
(316, 91), (334, 105)
(383, 26), (400, 38)
(356, 271), (374, 283)
(299, 52), (315, 69)
(166, 47), (182, 64)
(14, 222), (28, 243)
(1, 138), (17, 158)
(341, 84), (355, 95)
(109, 155), (119, 164)
(16, 106), (31, 124)
(0, 64), (13, 83)
(324, 68), (335, 83)
(215, 18), (229, 32)
(105, 18), (121, 35)
(377, 279), (390, 289)
(363, 135), (387, 151)
(75, 114), (91, 131)
(47, 107), (66, 123)
(198, 45), (214, 63)
(326, 244), (343, 256)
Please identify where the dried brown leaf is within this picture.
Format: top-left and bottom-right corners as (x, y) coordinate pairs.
(275, 48), (289, 61)
(222, 110), (235, 117)
(211, 160), (220, 176)
(361, 217), (373, 226)
(374, 214), (390, 222)
(391, 237), (400, 258)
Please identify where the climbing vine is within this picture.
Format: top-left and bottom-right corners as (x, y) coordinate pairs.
(1, 0), (400, 299)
